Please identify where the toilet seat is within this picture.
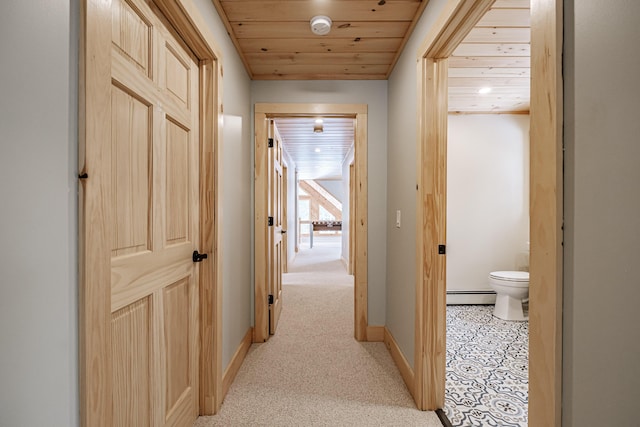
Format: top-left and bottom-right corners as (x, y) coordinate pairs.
(489, 271), (529, 282)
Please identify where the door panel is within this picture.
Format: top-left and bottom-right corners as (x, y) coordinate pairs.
(110, 85), (152, 258)
(111, 298), (152, 427)
(166, 118), (190, 245)
(112, 0), (151, 76)
(269, 121), (284, 335)
(165, 45), (190, 107)
(163, 278), (192, 416)
(109, 0), (199, 425)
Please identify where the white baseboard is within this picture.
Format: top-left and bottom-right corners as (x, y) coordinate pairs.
(446, 291), (496, 305)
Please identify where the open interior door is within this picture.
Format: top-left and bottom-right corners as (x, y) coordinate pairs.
(268, 120), (284, 334)
(97, 0), (201, 424)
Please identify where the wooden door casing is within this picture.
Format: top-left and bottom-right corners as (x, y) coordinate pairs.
(349, 162), (355, 275)
(253, 103), (368, 343)
(414, 1), (563, 424)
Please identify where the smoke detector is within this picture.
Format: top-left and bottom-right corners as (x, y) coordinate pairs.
(310, 15), (332, 36)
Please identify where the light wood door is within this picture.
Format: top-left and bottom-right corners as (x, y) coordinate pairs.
(109, 0), (200, 425)
(268, 120), (284, 334)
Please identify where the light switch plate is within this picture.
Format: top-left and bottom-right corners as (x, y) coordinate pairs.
(396, 210), (401, 228)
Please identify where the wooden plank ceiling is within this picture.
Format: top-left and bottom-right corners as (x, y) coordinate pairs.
(236, 0), (530, 178)
(211, 0), (429, 80)
(448, 0), (531, 113)
(274, 117), (354, 180)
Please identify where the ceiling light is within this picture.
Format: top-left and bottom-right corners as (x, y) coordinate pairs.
(310, 15), (332, 36)
(478, 87), (492, 94)
(315, 118), (324, 124)
(315, 148), (321, 153)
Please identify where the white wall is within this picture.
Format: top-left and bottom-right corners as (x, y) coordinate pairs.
(316, 179), (344, 203)
(386, 0), (449, 368)
(446, 115), (530, 301)
(284, 154), (298, 264)
(563, 0), (640, 424)
(251, 81), (388, 325)
(192, 0), (253, 370)
(341, 147), (355, 266)
(0, 1), (79, 425)
(220, 115), (252, 369)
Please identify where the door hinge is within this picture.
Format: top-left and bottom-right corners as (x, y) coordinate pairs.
(268, 216), (274, 226)
(268, 138), (274, 148)
(268, 294), (274, 304)
(438, 244), (446, 255)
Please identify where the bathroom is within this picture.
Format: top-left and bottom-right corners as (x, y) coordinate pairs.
(446, 114), (530, 306)
(444, 113), (530, 427)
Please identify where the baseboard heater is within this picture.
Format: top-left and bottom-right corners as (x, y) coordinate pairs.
(446, 290), (496, 305)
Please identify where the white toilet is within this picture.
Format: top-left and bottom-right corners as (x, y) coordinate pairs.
(489, 271), (529, 321)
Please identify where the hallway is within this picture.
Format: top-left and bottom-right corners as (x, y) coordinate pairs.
(194, 236), (441, 426)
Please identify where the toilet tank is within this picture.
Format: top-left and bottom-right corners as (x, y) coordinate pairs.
(515, 242), (530, 272)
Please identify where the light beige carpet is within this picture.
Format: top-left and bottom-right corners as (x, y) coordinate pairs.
(194, 236), (441, 426)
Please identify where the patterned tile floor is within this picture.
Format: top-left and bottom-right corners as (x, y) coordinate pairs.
(445, 305), (529, 427)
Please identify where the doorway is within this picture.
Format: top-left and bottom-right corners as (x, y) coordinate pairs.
(253, 103), (370, 342)
(445, 115), (531, 426)
(442, 1), (533, 422)
(414, 1), (562, 426)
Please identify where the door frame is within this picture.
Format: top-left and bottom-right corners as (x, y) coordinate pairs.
(413, 1), (563, 426)
(254, 103), (369, 342)
(348, 162), (356, 275)
(79, 1), (224, 424)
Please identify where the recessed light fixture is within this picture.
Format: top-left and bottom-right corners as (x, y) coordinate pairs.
(315, 118), (324, 124)
(310, 15), (332, 36)
(478, 87), (492, 94)
(315, 148), (321, 153)
(313, 123), (323, 133)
